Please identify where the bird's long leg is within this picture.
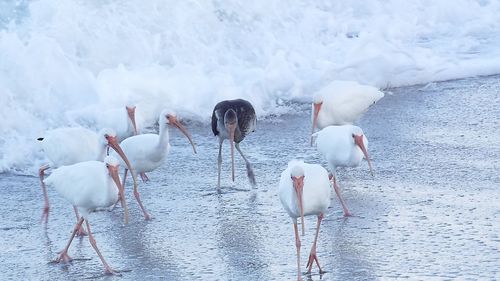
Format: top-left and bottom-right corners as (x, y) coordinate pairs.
(56, 217), (84, 263)
(217, 138), (223, 189)
(122, 169), (128, 188)
(111, 168), (128, 211)
(293, 222), (302, 281)
(139, 172), (149, 183)
(85, 220), (120, 276)
(306, 213), (325, 274)
(235, 143), (256, 187)
(330, 174), (352, 217)
(39, 164), (50, 223)
(73, 206), (88, 236)
(132, 170), (151, 220)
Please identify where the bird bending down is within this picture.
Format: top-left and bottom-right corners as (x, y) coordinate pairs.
(94, 105), (140, 141)
(313, 125), (373, 216)
(310, 80), (384, 144)
(67, 105), (141, 142)
(211, 99), (257, 189)
(279, 160), (331, 280)
(38, 127), (136, 226)
(113, 109), (197, 220)
(44, 156), (127, 275)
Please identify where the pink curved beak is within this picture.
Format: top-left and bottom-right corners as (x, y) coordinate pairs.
(311, 102), (322, 146)
(126, 106), (138, 135)
(107, 136), (138, 224)
(292, 176), (305, 236)
(226, 123), (237, 182)
(108, 164), (129, 224)
(353, 134), (374, 176)
(168, 116), (197, 154)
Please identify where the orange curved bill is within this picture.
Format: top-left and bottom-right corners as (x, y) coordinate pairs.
(293, 177), (305, 236)
(354, 134), (374, 176)
(311, 102), (322, 146)
(126, 106), (138, 135)
(108, 165), (129, 224)
(108, 137), (139, 223)
(173, 120), (197, 154)
(227, 123), (236, 182)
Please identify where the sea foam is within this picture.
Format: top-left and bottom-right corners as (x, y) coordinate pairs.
(1, 0), (500, 173)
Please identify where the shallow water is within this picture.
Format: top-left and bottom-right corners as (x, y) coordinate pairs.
(0, 76), (499, 280)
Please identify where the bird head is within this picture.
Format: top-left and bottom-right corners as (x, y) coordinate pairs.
(98, 128), (118, 146)
(224, 109), (238, 127)
(160, 109), (176, 125)
(161, 109), (197, 154)
(290, 165), (305, 178)
(125, 105), (136, 112)
(223, 109), (238, 141)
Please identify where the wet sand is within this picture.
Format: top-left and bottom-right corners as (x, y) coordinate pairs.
(0, 75), (499, 280)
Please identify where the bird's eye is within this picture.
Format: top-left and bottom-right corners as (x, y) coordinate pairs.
(106, 164), (109, 168)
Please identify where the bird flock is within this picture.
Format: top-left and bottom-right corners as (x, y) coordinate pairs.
(37, 80), (384, 279)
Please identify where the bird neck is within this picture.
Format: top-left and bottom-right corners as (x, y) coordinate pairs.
(157, 122), (170, 148)
(96, 143), (108, 161)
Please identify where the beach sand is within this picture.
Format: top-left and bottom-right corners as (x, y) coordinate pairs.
(0, 75), (498, 280)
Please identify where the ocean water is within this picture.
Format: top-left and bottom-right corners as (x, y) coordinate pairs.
(1, 0), (500, 173)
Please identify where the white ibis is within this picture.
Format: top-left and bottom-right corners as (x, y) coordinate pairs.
(95, 105), (141, 141)
(311, 80), (384, 144)
(112, 109), (197, 220)
(279, 160), (330, 280)
(38, 127), (137, 226)
(44, 156), (127, 275)
(68, 105), (141, 142)
(211, 99), (257, 189)
(312, 125), (373, 216)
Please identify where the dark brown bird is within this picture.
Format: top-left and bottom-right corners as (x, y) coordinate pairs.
(212, 99), (257, 189)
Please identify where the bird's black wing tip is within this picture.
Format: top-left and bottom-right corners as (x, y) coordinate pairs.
(37, 137), (44, 141)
